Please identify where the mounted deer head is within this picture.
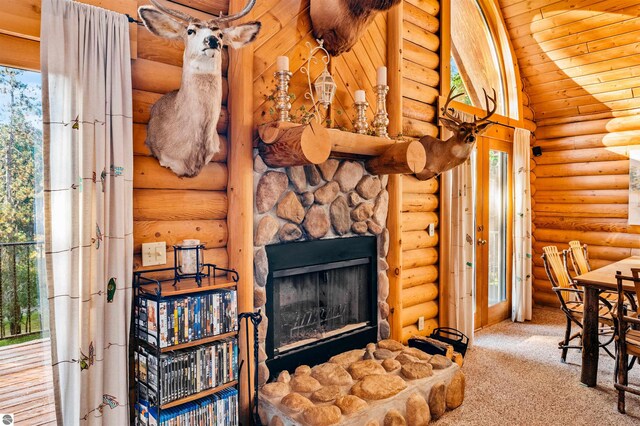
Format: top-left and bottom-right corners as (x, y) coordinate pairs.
(415, 89), (497, 181)
(310, 0), (401, 56)
(138, 0), (261, 177)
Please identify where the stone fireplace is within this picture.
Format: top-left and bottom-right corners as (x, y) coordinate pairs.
(253, 155), (391, 384)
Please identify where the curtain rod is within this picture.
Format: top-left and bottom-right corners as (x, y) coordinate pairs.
(488, 120), (516, 130)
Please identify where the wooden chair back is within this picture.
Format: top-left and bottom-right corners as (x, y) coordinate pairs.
(542, 246), (574, 301)
(616, 268), (640, 334)
(568, 240), (591, 276)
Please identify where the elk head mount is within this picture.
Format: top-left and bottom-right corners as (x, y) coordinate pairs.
(310, 0), (401, 56)
(138, 0), (261, 177)
(415, 89), (498, 181)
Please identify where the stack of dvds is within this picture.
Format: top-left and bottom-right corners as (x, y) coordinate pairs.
(136, 387), (238, 426)
(135, 338), (239, 406)
(137, 289), (238, 348)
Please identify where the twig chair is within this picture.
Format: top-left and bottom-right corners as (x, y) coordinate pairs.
(566, 240), (637, 311)
(542, 246), (615, 363)
(614, 268), (640, 414)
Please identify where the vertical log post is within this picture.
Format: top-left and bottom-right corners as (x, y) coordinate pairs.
(438, 0), (452, 328)
(386, 3), (403, 341)
(228, 0), (254, 422)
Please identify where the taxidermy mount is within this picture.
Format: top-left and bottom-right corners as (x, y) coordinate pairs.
(138, 0), (261, 177)
(416, 89), (497, 181)
(310, 0), (401, 56)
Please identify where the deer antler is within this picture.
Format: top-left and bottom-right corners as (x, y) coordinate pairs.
(149, 0), (194, 23)
(215, 0), (256, 23)
(473, 88), (497, 124)
(441, 90), (466, 123)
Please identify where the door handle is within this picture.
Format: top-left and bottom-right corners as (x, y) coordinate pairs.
(477, 239), (487, 246)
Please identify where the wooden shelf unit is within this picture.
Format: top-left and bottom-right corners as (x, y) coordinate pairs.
(160, 380), (239, 410)
(159, 331), (238, 353)
(139, 277), (237, 297)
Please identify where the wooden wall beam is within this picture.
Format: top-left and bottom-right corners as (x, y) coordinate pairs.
(386, 2), (404, 342)
(438, 0), (451, 328)
(0, 33), (39, 71)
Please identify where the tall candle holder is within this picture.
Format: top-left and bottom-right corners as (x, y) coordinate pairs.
(354, 100), (370, 134)
(372, 84), (390, 138)
(274, 69), (293, 122)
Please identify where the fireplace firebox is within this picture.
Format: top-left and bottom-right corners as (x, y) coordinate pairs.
(265, 236), (378, 377)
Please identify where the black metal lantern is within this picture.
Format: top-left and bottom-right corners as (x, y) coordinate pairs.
(173, 239), (206, 285)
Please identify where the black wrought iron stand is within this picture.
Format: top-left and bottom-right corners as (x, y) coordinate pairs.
(239, 310), (263, 426)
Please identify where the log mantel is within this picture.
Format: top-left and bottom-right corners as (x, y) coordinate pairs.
(257, 121), (427, 175)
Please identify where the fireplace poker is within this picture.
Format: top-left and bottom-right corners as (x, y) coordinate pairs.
(239, 310), (263, 426)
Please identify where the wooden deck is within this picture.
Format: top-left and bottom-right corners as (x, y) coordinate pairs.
(0, 338), (56, 425)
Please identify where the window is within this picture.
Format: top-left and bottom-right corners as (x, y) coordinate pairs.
(450, 0), (519, 119)
(0, 65), (55, 425)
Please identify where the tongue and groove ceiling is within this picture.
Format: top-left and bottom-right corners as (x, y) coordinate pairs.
(499, 0), (640, 122)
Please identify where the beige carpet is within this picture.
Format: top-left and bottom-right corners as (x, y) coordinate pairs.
(433, 307), (640, 425)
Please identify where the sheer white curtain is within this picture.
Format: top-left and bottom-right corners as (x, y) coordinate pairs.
(41, 0), (133, 423)
(441, 111), (476, 346)
(512, 128), (532, 322)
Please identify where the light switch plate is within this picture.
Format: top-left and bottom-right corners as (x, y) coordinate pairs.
(418, 316), (425, 331)
(428, 223), (435, 237)
(142, 242), (166, 267)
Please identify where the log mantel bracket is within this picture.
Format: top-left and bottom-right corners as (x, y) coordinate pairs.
(257, 121), (426, 175)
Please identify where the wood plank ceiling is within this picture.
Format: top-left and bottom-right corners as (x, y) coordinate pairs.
(498, 0), (640, 306)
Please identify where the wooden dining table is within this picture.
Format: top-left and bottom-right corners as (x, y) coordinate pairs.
(574, 255), (640, 387)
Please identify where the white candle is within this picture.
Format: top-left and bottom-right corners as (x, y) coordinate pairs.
(355, 90), (366, 103)
(377, 66), (387, 86)
(276, 56), (289, 71)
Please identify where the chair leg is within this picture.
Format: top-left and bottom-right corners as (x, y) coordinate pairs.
(617, 347), (628, 414)
(561, 316), (571, 363)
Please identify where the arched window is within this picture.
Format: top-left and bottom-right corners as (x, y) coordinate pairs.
(449, 0), (520, 120)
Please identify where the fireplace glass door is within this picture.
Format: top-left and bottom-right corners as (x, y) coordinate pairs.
(265, 236), (378, 375)
(272, 258), (371, 354)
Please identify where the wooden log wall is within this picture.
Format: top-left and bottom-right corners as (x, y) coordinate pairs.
(499, 0), (640, 306)
(132, 0), (230, 277)
(402, 0), (440, 139)
(397, 0), (441, 342)
(401, 175), (439, 341)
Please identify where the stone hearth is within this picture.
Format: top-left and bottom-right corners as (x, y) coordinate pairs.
(253, 155), (391, 385)
(258, 340), (464, 426)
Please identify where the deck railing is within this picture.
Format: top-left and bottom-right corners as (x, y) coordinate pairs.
(0, 241), (42, 340)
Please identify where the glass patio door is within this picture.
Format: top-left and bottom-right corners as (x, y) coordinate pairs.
(475, 136), (513, 328)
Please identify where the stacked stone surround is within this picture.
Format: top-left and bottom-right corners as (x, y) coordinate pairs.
(253, 153), (392, 385)
(258, 340), (465, 426)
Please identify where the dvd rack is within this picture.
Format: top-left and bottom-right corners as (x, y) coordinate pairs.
(133, 264), (240, 426)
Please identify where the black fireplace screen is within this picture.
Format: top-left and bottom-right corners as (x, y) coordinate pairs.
(273, 258), (371, 352)
(265, 237), (378, 376)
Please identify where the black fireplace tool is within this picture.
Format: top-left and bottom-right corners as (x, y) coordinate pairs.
(238, 310), (263, 426)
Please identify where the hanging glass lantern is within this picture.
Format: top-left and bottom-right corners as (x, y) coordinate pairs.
(314, 68), (337, 109)
(301, 39), (336, 122)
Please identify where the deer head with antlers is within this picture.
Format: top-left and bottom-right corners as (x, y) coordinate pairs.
(415, 89), (497, 181)
(310, 0), (401, 56)
(138, 0), (261, 177)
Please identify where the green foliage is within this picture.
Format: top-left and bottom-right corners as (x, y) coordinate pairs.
(450, 58), (472, 105)
(0, 67), (41, 243)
